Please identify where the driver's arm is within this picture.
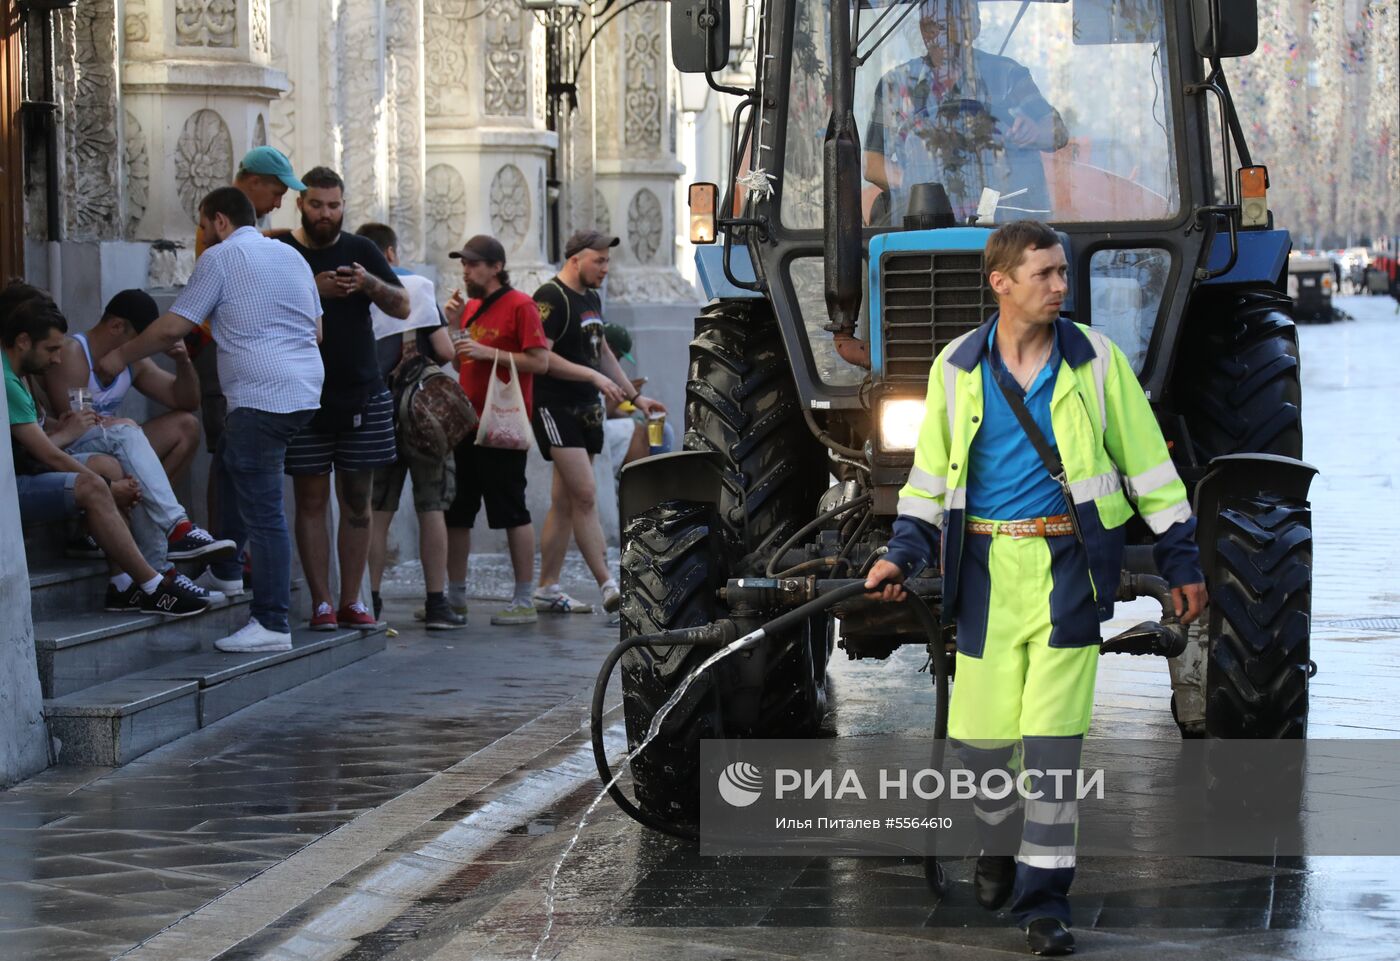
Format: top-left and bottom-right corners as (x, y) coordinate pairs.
(1004, 63), (1068, 151)
(863, 75), (897, 191)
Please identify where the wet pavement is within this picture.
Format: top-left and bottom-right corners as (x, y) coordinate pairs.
(3, 295), (1399, 960)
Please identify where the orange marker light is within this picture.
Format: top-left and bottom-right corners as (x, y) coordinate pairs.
(1238, 166), (1269, 227)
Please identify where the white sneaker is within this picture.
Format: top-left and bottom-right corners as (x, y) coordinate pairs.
(196, 567), (246, 597)
(216, 618), (292, 653)
(602, 582), (621, 613)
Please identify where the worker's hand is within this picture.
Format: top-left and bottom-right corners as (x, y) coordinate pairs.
(864, 559), (907, 602)
(1173, 582), (1208, 625)
(634, 394), (666, 417)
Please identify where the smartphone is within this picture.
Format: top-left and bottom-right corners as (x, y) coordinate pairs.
(336, 265), (356, 276)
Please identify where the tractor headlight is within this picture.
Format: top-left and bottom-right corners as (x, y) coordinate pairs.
(879, 397), (925, 452)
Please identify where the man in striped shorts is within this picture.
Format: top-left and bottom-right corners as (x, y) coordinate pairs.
(277, 167), (409, 630)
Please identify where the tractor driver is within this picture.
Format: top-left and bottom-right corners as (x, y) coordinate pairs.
(863, 0), (1068, 225)
(865, 221), (1207, 956)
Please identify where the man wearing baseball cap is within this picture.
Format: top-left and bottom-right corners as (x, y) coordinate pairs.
(43, 289), (203, 484)
(529, 229), (665, 615)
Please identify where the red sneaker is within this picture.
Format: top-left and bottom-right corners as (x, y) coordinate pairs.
(309, 602), (339, 631)
(336, 602), (383, 630)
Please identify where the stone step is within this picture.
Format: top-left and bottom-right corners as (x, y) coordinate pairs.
(44, 627), (386, 766)
(33, 584), (302, 698)
(27, 556), (244, 620)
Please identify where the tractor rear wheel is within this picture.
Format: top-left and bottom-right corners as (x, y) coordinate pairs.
(1203, 493), (1312, 739)
(1178, 289), (1303, 462)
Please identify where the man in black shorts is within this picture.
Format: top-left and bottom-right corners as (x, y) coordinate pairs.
(278, 167), (410, 631)
(530, 230), (665, 614)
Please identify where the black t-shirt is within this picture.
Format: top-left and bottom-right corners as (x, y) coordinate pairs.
(532, 278), (606, 407)
(277, 232), (402, 402)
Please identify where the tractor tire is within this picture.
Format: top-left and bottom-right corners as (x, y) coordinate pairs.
(1204, 493), (1312, 739)
(685, 300), (828, 569)
(618, 500), (828, 826)
(1178, 290), (1303, 463)
(684, 300), (830, 736)
(619, 501), (728, 825)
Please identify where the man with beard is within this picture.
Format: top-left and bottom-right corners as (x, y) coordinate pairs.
(530, 230), (663, 615)
(95, 187), (326, 646)
(439, 235), (557, 626)
(277, 166), (409, 631)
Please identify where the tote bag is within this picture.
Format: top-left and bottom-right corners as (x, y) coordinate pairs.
(476, 351), (534, 451)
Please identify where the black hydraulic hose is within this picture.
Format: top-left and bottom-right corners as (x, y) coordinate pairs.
(764, 492), (873, 576)
(591, 580), (950, 841)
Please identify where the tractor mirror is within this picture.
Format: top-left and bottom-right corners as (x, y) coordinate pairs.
(671, 0), (729, 74)
(689, 183), (719, 244)
(1190, 0), (1258, 58)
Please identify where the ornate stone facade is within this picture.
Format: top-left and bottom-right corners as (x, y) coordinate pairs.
(175, 0), (239, 48)
(174, 109), (235, 222)
(59, 1), (122, 240)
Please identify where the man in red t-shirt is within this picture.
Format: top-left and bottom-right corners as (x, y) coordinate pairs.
(443, 235), (554, 625)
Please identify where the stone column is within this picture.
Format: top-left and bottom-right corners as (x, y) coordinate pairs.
(423, 0), (554, 288)
(590, 7), (699, 422)
(122, 0), (289, 285)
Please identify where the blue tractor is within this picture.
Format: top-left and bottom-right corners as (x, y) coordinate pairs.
(611, 0), (1313, 829)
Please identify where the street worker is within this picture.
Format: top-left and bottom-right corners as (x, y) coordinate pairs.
(865, 220), (1207, 957)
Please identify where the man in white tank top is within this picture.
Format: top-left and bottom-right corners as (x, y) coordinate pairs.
(42, 290), (202, 482)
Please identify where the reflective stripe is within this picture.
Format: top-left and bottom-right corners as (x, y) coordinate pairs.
(943, 354), (959, 434)
(1124, 459), (1181, 500)
(907, 465), (947, 498)
(1026, 799), (1078, 826)
(948, 486), (967, 510)
(975, 800), (1023, 826)
(1017, 845), (1078, 868)
(898, 495), (943, 525)
(1084, 328), (1113, 428)
(1068, 471), (1120, 504)
(1141, 499), (1193, 535)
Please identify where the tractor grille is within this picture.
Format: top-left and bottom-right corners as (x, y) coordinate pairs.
(879, 250), (996, 381)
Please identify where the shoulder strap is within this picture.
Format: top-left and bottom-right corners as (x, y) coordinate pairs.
(546, 279), (572, 339)
(461, 286), (512, 331)
(990, 363), (1084, 542)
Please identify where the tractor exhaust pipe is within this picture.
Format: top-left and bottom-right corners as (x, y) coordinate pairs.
(823, 0), (863, 339)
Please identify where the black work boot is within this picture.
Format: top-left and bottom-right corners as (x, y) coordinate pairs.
(973, 855), (1016, 910)
(424, 595), (467, 631)
(1025, 917), (1074, 956)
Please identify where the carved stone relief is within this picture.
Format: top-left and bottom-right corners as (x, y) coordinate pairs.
(424, 0), (469, 117)
(268, 0), (295, 153)
(339, 3), (386, 217)
(175, 0), (238, 48)
(425, 163), (467, 262)
(250, 0), (270, 55)
(484, 3), (527, 118)
(593, 189), (610, 235)
(61, 0), (121, 239)
(123, 110), (149, 238)
(537, 166), (546, 255)
(124, 0), (149, 43)
(605, 268), (700, 305)
(593, 28), (618, 157)
(252, 114), (267, 147)
(387, 0), (425, 262)
(175, 109), (234, 222)
(627, 188), (662, 264)
(623, 8), (662, 150)
(490, 164), (530, 253)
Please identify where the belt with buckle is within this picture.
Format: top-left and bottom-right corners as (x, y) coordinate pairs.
(966, 514), (1077, 538)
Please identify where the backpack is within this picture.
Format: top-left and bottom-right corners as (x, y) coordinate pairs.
(388, 343), (477, 459)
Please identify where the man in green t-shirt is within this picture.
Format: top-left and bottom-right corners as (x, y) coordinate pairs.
(4, 283), (208, 617)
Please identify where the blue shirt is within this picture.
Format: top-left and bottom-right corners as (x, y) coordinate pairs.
(171, 226), (324, 415)
(965, 321), (1065, 520)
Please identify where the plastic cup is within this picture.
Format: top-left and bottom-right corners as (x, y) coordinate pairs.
(646, 413), (665, 453)
(68, 387), (93, 411)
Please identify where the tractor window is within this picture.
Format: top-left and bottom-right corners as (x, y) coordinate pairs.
(782, 0), (1182, 228)
(1088, 247), (1170, 372)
